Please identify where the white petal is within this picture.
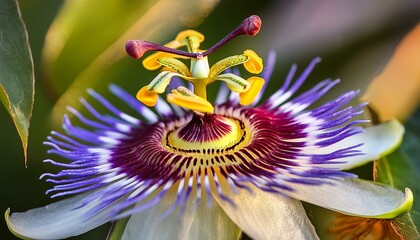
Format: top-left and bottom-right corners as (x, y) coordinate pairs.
(121, 189), (240, 240)
(285, 178), (413, 219)
(6, 192), (114, 239)
(317, 119), (404, 170)
(214, 185), (319, 240)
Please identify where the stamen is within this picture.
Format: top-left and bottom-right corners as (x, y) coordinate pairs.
(142, 40), (182, 71)
(243, 50), (263, 74)
(127, 15), (264, 112)
(167, 87), (214, 113)
(136, 86), (158, 107)
(175, 30), (205, 54)
(239, 77), (265, 105)
(147, 71), (179, 93)
(215, 73), (250, 92)
(175, 30), (205, 44)
(209, 55), (249, 77)
(157, 58), (192, 76)
(202, 15), (262, 57)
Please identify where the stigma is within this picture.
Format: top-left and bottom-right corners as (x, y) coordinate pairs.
(126, 15), (265, 113)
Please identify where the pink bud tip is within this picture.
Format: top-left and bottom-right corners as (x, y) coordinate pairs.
(126, 40), (197, 59)
(125, 40), (145, 59)
(242, 15), (262, 36)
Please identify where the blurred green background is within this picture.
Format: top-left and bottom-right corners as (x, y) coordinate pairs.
(1, 0), (420, 239)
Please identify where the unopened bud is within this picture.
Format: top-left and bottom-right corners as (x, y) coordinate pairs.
(241, 15), (262, 36)
(125, 40), (150, 59)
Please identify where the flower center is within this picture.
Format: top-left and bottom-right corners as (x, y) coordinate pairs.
(166, 113), (248, 156)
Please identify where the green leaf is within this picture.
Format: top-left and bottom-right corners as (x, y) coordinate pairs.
(41, 0), (220, 124)
(374, 109), (420, 238)
(0, 0), (35, 164)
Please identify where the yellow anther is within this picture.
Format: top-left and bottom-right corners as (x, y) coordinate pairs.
(209, 55), (248, 77)
(216, 73), (250, 92)
(136, 86), (159, 107)
(239, 77), (265, 105)
(243, 49), (263, 74)
(142, 31), (205, 70)
(175, 30), (205, 44)
(157, 57), (192, 76)
(172, 86), (195, 97)
(176, 30), (205, 53)
(167, 87), (214, 113)
(147, 71), (178, 93)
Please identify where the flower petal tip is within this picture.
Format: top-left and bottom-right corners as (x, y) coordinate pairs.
(4, 194), (115, 240)
(374, 187), (414, 219)
(5, 208), (27, 240)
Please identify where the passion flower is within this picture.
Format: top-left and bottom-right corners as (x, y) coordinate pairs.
(6, 15), (412, 240)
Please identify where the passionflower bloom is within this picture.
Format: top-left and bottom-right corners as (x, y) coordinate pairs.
(6, 16), (413, 240)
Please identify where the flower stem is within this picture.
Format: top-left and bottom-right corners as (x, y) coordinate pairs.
(193, 80), (207, 100)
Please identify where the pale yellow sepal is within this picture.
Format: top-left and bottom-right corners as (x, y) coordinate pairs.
(243, 49), (263, 74)
(167, 87), (214, 113)
(136, 86), (158, 107)
(240, 77), (265, 105)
